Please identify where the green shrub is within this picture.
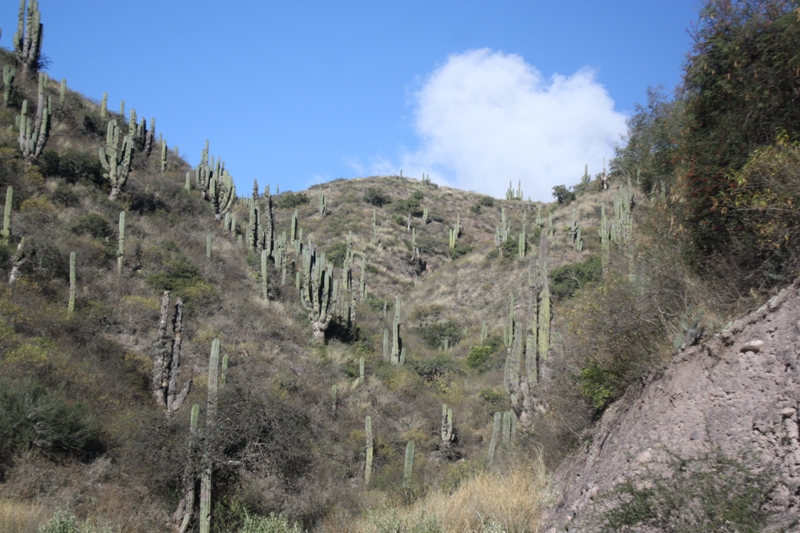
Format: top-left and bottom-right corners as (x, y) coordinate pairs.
(467, 336), (502, 371)
(274, 192), (309, 209)
(36, 508), (116, 533)
(478, 388), (509, 415)
(324, 242), (349, 268)
(364, 187), (391, 207)
(448, 244), (473, 260)
(0, 380), (104, 463)
(393, 196), (423, 217)
(70, 213), (113, 239)
(549, 255), (601, 299)
(591, 448), (777, 533)
(418, 320), (462, 349)
(39, 149), (104, 185)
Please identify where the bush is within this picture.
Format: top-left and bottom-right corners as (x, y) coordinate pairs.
(324, 242), (349, 268)
(590, 448), (776, 533)
(274, 192), (309, 209)
(549, 255), (601, 299)
(0, 380), (104, 463)
(39, 149), (104, 185)
(70, 213), (113, 239)
(552, 185), (575, 205)
(467, 336), (503, 371)
(448, 244), (473, 260)
(418, 320), (462, 349)
(363, 187), (391, 207)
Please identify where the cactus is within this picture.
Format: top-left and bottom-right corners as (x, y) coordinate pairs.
(581, 164), (591, 186)
(318, 189), (327, 217)
(262, 184), (275, 256)
(206, 235), (212, 260)
(300, 246), (334, 342)
(119, 99), (124, 117)
(14, 0), (43, 78)
(331, 384), (338, 418)
(145, 117), (156, 156)
(261, 250), (269, 300)
(391, 296), (402, 364)
(17, 73), (50, 159)
(99, 119), (133, 199)
(152, 291), (192, 413)
(100, 92), (107, 119)
(209, 169), (235, 222)
(160, 139), (167, 173)
(518, 224), (526, 259)
(176, 403), (200, 533)
(68, 252), (76, 312)
(2, 186), (12, 246)
(480, 320), (488, 344)
(199, 338), (221, 533)
(422, 206), (428, 224)
(383, 329), (389, 361)
(3, 65), (15, 107)
(403, 440), (415, 489)
(220, 353), (229, 387)
(372, 208), (378, 244)
(117, 211), (125, 275)
(58, 78), (66, 106)
(487, 412), (501, 467)
(441, 403), (453, 445)
(365, 415), (373, 486)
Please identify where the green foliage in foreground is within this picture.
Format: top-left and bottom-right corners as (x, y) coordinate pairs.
(549, 255), (601, 299)
(590, 448), (778, 533)
(37, 508), (117, 533)
(239, 510), (304, 533)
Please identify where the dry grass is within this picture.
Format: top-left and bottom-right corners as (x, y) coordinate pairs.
(335, 454), (549, 533)
(0, 500), (50, 533)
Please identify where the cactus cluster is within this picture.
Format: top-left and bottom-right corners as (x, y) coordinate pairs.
(14, 0), (43, 78)
(17, 72), (50, 159)
(449, 213), (461, 249)
(99, 119), (133, 200)
(494, 208), (511, 248)
(569, 210), (584, 252)
(195, 141), (235, 221)
(153, 291), (192, 413)
(300, 246), (334, 341)
(506, 180), (523, 200)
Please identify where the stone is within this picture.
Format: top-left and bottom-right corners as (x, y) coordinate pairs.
(741, 339), (765, 353)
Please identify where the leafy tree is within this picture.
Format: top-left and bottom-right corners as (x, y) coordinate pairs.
(679, 0), (800, 260)
(552, 185), (575, 205)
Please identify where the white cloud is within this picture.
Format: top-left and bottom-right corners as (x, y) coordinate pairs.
(388, 49), (627, 201)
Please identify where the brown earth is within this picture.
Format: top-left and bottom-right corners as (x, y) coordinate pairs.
(543, 279), (800, 531)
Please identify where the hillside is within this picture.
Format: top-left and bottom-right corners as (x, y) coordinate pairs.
(4, 2), (800, 532)
(0, 35), (652, 532)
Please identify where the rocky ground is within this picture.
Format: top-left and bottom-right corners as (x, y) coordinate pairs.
(543, 279), (800, 531)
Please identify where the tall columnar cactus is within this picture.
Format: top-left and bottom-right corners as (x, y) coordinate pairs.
(261, 250), (269, 300)
(262, 184), (275, 256)
(117, 211), (125, 275)
(3, 65), (16, 107)
(441, 404), (453, 446)
(68, 252), (76, 313)
(99, 119), (133, 200)
(14, 0), (43, 78)
(206, 235), (212, 260)
(17, 73), (50, 160)
(487, 412), (501, 467)
(119, 100), (125, 117)
(208, 167), (235, 222)
(300, 247), (334, 341)
(58, 78), (66, 107)
(153, 291), (192, 413)
(403, 440), (415, 489)
(199, 338), (221, 533)
(176, 403), (200, 533)
(391, 296), (402, 364)
(372, 208), (377, 244)
(290, 209), (298, 243)
(100, 92), (107, 120)
(248, 180), (260, 250)
(518, 224), (526, 259)
(2, 186), (12, 246)
(365, 415), (373, 486)
(599, 204), (610, 274)
(480, 320), (488, 344)
(581, 164), (591, 186)
(160, 139), (167, 173)
(318, 189), (327, 217)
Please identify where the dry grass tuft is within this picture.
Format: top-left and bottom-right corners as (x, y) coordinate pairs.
(0, 499), (50, 533)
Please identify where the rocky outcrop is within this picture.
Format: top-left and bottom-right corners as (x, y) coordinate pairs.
(543, 280), (800, 531)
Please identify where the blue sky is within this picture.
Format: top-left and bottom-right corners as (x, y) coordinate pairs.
(3, 1), (700, 201)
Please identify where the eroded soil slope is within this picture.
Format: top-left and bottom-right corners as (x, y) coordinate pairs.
(544, 280), (800, 531)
